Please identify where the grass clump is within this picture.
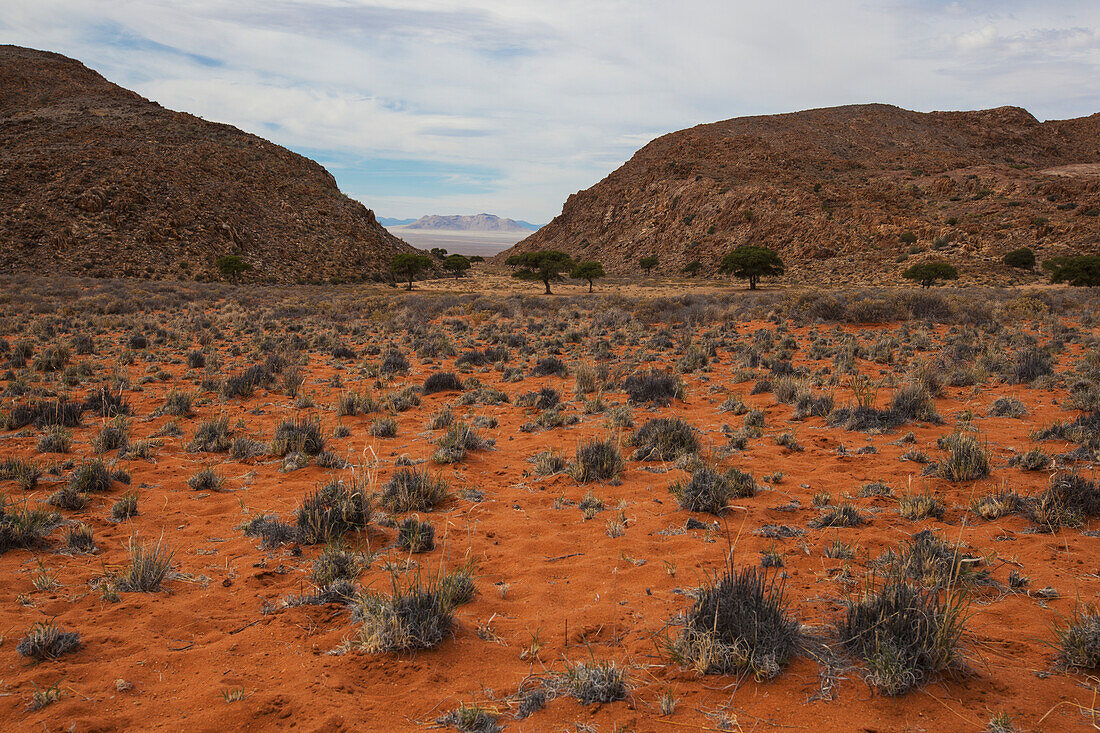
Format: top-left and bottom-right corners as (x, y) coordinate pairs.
(271, 416), (325, 456)
(187, 466), (225, 492)
(295, 479), (371, 544)
(630, 417), (699, 461)
(380, 468), (449, 512)
(433, 423), (494, 464)
(1029, 472), (1099, 532)
(810, 503), (863, 528)
(623, 370), (683, 406)
(16, 621), (81, 661)
(897, 490), (945, 521)
(110, 492), (139, 521)
(839, 581), (967, 695)
(1054, 605), (1100, 671)
(187, 416), (232, 452)
(0, 500), (61, 553)
(669, 465), (755, 514)
(115, 537), (174, 592)
(668, 563), (799, 679)
(0, 457), (42, 489)
(936, 429), (990, 482)
(69, 459), (112, 493)
(422, 372), (464, 394)
(397, 517), (435, 553)
(568, 437), (624, 483)
(436, 704), (500, 733)
(561, 660), (630, 703)
(354, 570), (455, 653)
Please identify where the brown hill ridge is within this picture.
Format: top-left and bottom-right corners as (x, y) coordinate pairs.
(0, 45), (415, 283)
(500, 104), (1100, 285)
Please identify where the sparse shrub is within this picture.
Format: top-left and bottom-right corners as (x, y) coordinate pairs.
(83, 386), (130, 417)
(380, 469), (449, 512)
(92, 417), (129, 454)
(897, 490), (945, 521)
(0, 500), (61, 553)
(69, 459), (112, 494)
(36, 425), (71, 453)
(161, 390), (194, 417)
(971, 490), (1021, 520)
(65, 523), (95, 553)
(668, 563), (799, 678)
(243, 514), (298, 549)
(670, 465), (755, 514)
(310, 544), (365, 588)
(380, 349), (410, 375)
(532, 450), (567, 475)
(1010, 348), (1052, 384)
(0, 457), (42, 489)
(810, 503), (863, 528)
(988, 397), (1026, 418)
(532, 356), (567, 377)
(433, 423), (494, 463)
(437, 704), (500, 733)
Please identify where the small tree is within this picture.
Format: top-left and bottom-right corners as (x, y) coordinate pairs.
(442, 254), (470, 280)
(1045, 255), (1100, 287)
(718, 246), (784, 290)
(902, 261), (958, 288)
(429, 247), (448, 260)
(505, 250), (574, 294)
(639, 256), (659, 275)
(1003, 247), (1035, 270)
(570, 261), (606, 292)
(681, 260), (702, 277)
(215, 255), (251, 283)
(391, 253), (435, 291)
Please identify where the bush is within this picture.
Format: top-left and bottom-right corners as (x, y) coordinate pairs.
(623, 370), (683, 405)
(369, 417), (398, 438)
(111, 492), (139, 521)
(187, 466), (225, 492)
(1003, 247), (1035, 270)
(1010, 348), (1052, 384)
(669, 563), (799, 678)
(69, 459), (112, 493)
(0, 500), (61, 554)
(903, 261), (958, 288)
(1028, 473), (1099, 532)
(840, 582), (967, 695)
(988, 397), (1026, 418)
(532, 356), (567, 377)
(83, 387), (130, 417)
(569, 437), (624, 483)
(669, 465), (755, 514)
(433, 423), (493, 464)
(296, 480), (371, 544)
(16, 622), (81, 661)
(380, 469), (449, 512)
(630, 417), (700, 461)
(423, 372), (464, 394)
(1045, 255), (1100, 287)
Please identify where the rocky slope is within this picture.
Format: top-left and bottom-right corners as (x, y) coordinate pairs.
(500, 104), (1100, 285)
(0, 45), (415, 283)
(400, 213), (537, 232)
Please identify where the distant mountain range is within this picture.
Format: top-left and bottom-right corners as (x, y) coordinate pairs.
(381, 214), (541, 232)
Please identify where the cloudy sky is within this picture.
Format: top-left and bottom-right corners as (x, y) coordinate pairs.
(3, 1), (1098, 222)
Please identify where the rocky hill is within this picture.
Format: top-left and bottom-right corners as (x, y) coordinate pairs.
(400, 214), (537, 232)
(500, 104), (1100, 285)
(0, 45), (415, 283)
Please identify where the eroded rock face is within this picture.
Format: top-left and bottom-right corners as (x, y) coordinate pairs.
(0, 45), (416, 283)
(499, 104), (1100, 286)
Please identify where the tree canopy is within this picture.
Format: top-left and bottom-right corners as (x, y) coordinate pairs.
(902, 261), (958, 287)
(442, 254), (471, 279)
(391, 253), (435, 290)
(681, 260), (702, 277)
(1045, 255), (1100, 287)
(505, 250), (574, 294)
(570, 260), (606, 292)
(215, 254), (251, 283)
(718, 246), (784, 290)
(639, 256), (659, 274)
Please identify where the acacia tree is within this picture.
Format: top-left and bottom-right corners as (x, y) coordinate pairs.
(215, 255), (251, 284)
(570, 260), (606, 292)
(681, 260), (702, 277)
(1045, 255), (1100, 287)
(1003, 247), (1035, 270)
(718, 246), (784, 290)
(639, 256), (659, 275)
(442, 254), (471, 279)
(902, 261), (958, 288)
(506, 250), (574, 294)
(391, 253), (435, 290)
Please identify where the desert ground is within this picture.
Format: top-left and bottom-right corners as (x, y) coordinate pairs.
(0, 271), (1098, 732)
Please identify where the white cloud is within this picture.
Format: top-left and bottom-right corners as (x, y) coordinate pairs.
(2, 0), (1098, 220)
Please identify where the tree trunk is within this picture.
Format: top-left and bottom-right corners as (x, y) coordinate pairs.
(749, 275), (757, 290)
(406, 275), (413, 291)
(544, 278), (552, 295)
(588, 280), (593, 293)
